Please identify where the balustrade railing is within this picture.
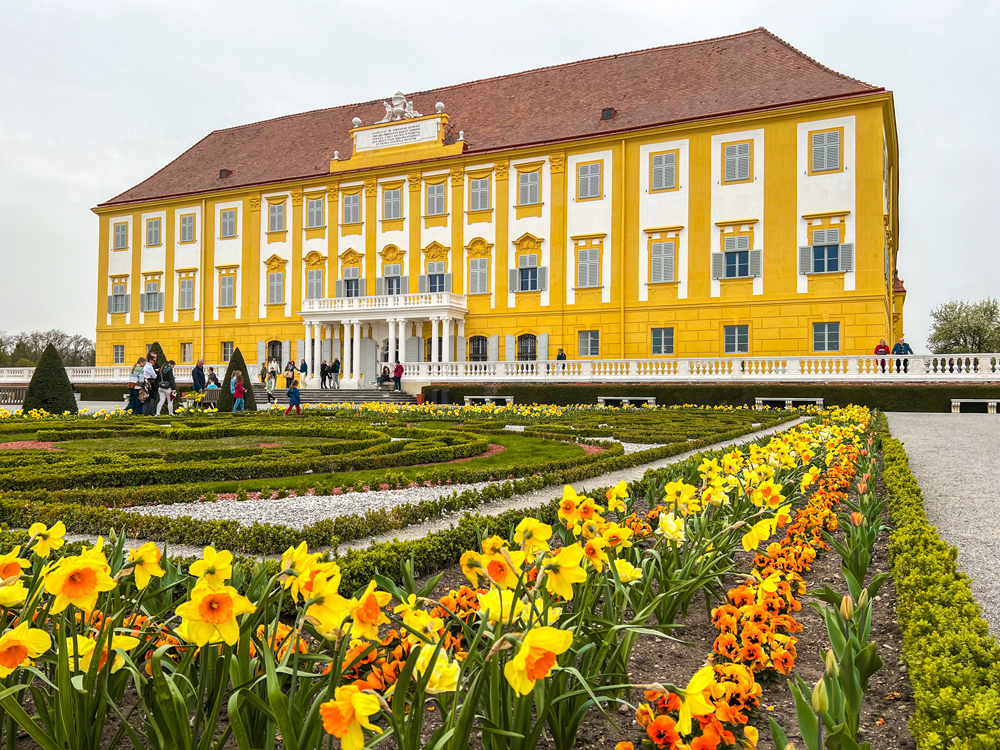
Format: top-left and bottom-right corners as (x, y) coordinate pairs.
(300, 292), (467, 314)
(2, 355), (999, 385)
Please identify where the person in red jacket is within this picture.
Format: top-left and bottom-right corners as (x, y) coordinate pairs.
(874, 338), (891, 374)
(393, 361), (403, 391)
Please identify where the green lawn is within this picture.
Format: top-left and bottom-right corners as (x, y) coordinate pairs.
(196, 433), (585, 492)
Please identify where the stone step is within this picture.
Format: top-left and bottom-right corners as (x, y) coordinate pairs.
(250, 384), (417, 405)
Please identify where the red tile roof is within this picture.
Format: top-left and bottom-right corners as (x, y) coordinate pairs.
(893, 270), (907, 294)
(100, 28), (881, 207)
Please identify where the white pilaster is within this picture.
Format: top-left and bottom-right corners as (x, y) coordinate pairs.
(342, 322), (352, 383)
(398, 319), (408, 363)
(353, 321), (362, 383)
(443, 318), (452, 363)
(430, 317), (440, 363)
(388, 318), (397, 366)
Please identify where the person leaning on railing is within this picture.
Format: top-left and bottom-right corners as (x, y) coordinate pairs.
(891, 337), (913, 374)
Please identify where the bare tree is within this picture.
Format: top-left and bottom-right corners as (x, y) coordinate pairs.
(0, 330), (96, 367)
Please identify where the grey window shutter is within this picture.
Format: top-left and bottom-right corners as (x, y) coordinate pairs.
(749, 249), (763, 277)
(827, 131), (840, 171)
(296, 339), (305, 361)
(538, 266), (548, 291)
(139, 294), (147, 313)
(282, 339), (291, 363)
(662, 242), (675, 282)
(375, 277), (385, 296)
(840, 243), (854, 272)
(723, 236), (737, 252)
(321, 338), (332, 360)
(504, 334), (515, 361)
(418, 274), (428, 293)
(334, 279), (344, 298)
(711, 252), (725, 279)
(488, 334), (499, 361)
(444, 273), (452, 292)
(737, 142), (751, 181)
(125, 294), (130, 312)
(399, 275), (408, 294)
(811, 132), (826, 172)
(157, 292), (164, 311)
(650, 247), (664, 283)
(538, 333), (548, 361)
(508, 268), (519, 293)
(799, 246), (813, 275)
(107, 295), (113, 314)
(257, 341), (266, 363)
(588, 253), (599, 288)
(724, 145), (737, 183)
(358, 278), (367, 296)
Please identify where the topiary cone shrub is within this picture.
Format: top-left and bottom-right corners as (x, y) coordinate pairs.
(217, 347), (257, 412)
(21, 344), (78, 415)
(145, 341), (168, 365)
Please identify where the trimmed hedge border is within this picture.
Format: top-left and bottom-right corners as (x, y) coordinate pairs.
(0, 420), (789, 556)
(427, 383), (1000, 412)
(881, 423), (1000, 746)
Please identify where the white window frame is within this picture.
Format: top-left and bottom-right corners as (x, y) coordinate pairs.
(577, 163), (602, 200)
(723, 142), (751, 183)
(383, 188), (402, 220)
(306, 197), (324, 228)
(469, 178), (490, 212)
(267, 271), (284, 305)
(181, 342), (193, 363)
(518, 254), (539, 292)
(651, 327), (674, 355)
(146, 219), (161, 247)
(813, 322), (841, 352)
(426, 183), (446, 216)
(343, 193), (361, 224)
(268, 203), (285, 233)
(651, 152), (677, 191)
(469, 257), (489, 295)
(221, 341), (234, 362)
(577, 247), (600, 288)
(178, 278), (194, 310)
(113, 223), (128, 250)
(111, 282), (128, 314)
(518, 170), (539, 205)
(113, 345), (125, 365)
(180, 215), (195, 243)
(220, 209), (237, 238)
(219, 274), (235, 307)
(578, 330), (599, 357)
(724, 324), (749, 354)
(723, 235), (751, 279)
(307, 268), (323, 300)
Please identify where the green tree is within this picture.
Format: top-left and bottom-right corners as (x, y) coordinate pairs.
(927, 299), (1000, 354)
(217, 347), (257, 412)
(21, 344), (78, 414)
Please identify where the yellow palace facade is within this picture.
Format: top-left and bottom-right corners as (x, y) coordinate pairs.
(93, 29), (902, 387)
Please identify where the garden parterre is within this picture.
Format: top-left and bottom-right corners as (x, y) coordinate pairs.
(0, 405), (884, 750)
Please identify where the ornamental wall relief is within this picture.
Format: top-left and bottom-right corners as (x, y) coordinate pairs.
(339, 249), (365, 266)
(467, 238), (493, 257)
(380, 245), (405, 263)
(423, 241), (450, 260)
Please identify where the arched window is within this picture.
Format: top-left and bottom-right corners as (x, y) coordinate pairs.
(517, 333), (537, 361)
(469, 336), (488, 362)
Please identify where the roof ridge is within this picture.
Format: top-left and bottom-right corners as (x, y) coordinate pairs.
(206, 28), (794, 137)
(756, 27), (876, 89)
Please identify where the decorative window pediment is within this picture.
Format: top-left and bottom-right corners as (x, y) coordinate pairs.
(264, 254), (288, 272)
(380, 245), (405, 263)
(304, 251), (327, 269)
(467, 237), (493, 257)
(512, 232), (544, 253)
(423, 241), (450, 260)
(339, 248), (365, 266)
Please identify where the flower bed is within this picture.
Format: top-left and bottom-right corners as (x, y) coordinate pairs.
(0, 405), (891, 750)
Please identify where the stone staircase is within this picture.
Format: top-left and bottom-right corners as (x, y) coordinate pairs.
(250, 384), (417, 405)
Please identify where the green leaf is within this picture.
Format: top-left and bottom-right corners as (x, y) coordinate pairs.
(0, 694), (62, 750)
(767, 716), (791, 750)
(788, 676), (820, 750)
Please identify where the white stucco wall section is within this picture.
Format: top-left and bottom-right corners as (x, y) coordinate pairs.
(566, 150), (614, 305)
(638, 139), (689, 301)
(336, 182), (365, 295)
(508, 157), (551, 309)
(173, 205), (202, 323)
(107, 215), (132, 325)
(796, 116), (856, 293)
(213, 200), (243, 320)
(138, 210), (167, 325)
(259, 192), (291, 318)
(420, 170), (452, 296)
(377, 177), (408, 280)
(302, 189), (330, 298)
(710, 129), (765, 298)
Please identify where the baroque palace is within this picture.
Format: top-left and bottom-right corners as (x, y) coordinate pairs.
(94, 28), (903, 388)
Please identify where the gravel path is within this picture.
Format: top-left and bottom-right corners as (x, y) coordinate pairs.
(63, 417), (806, 559)
(886, 412), (1000, 637)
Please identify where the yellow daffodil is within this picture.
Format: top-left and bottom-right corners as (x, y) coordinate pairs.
(401, 608), (444, 645)
(601, 522), (633, 549)
(583, 537), (610, 572)
(605, 481), (628, 514)
(44, 555), (117, 614)
(753, 480), (786, 509)
(28, 521), (66, 558)
(614, 559), (643, 584)
(558, 486), (585, 532)
(413, 644), (460, 693)
(477, 588), (525, 625)
(305, 583), (352, 639)
(483, 548), (526, 590)
(65, 633), (141, 673)
(0, 580), (28, 610)
(800, 465), (821, 492)
(280, 542), (320, 600)
(460, 550), (485, 587)
(127, 542), (165, 590)
(189, 547), (233, 586)
(543, 544), (588, 600)
(514, 517), (552, 561)
(503, 626), (574, 695)
(174, 579), (256, 646)
(347, 582), (391, 640)
(656, 512), (686, 547)
(677, 665), (717, 734)
(0, 622), (51, 677)
(0, 547), (29, 582)
(741, 518), (779, 551)
(481, 535), (508, 556)
(319, 684), (383, 750)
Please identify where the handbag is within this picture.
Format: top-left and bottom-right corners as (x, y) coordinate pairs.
(283, 370), (294, 379)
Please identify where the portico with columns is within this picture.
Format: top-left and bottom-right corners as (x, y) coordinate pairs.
(298, 291), (468, 389)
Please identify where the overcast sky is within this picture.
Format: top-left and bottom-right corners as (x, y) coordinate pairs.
(1, 0), (997, 352)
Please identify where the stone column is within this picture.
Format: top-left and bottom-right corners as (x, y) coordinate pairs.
(397, 319), (408, 364)
(458, 319), (466, 363)
(352, 321), (362, 383)
(303, 321), (312, 388)
(342, 321), (352, 382)
(387, 318), (397, 366)
(430, 317), (440, 363)
(443, 318), (452, 363)
(309, 322), (318, 385)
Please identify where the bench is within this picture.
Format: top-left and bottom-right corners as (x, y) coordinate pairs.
(951, 398), (998, 414)
(464, 395), (514, 406)
(597, 396), (656, 407)
(755, 397), (824, 410)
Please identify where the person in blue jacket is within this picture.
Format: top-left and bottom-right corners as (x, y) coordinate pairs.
(285, 379), (302, 415)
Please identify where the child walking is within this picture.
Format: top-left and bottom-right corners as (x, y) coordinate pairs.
(233, 371), (246, 412)
(266, 370), (277, 405)
(285, 379), (301, 416)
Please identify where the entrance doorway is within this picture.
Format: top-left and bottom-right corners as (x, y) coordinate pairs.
(267, 340), (283, 363)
